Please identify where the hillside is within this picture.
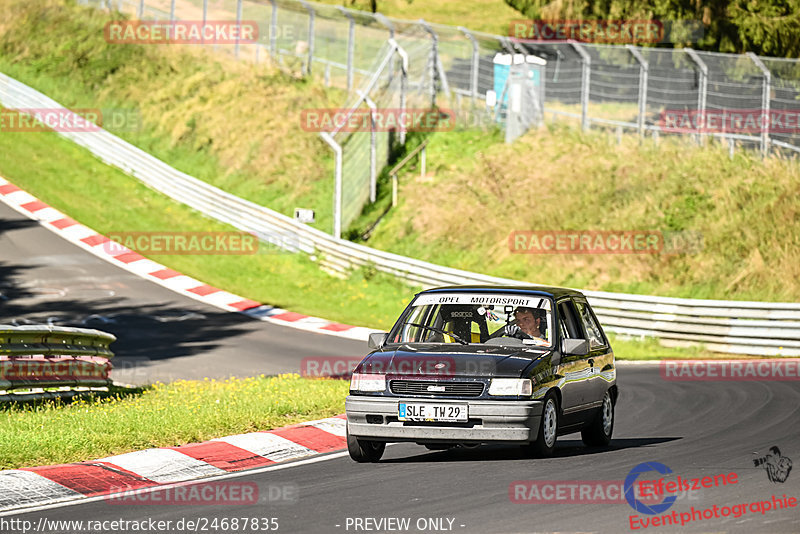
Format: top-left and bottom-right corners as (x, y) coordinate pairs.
(365, 123), (800, 302)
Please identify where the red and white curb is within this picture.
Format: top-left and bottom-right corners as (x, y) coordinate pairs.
(0, 177), (374, 341)
(0, 415), (347, 514)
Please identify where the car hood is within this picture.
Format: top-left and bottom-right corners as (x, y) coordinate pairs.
(356, 345), (550, 378)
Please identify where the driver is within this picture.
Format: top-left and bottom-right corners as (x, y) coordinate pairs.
(492, 306), (547, 343)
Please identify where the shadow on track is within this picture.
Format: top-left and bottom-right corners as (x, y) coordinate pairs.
(380, 437), (682, 463)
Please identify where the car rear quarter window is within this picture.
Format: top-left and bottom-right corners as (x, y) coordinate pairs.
(575, 301), (606, 349)
(557, 300), (582, 339)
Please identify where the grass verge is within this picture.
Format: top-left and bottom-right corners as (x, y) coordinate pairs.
(0, 118), (413, 330)
(0, 375), (347, 470)
(366, 121), (800, 302)
(0, 0), (344, 234)
(0, 119), (726, 360)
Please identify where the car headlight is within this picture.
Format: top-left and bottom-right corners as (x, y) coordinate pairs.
(350, 373), (386, 392)
(488, 378), (532, 396)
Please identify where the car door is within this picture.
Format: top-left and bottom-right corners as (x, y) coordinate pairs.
(555, 298), (594, 419)
(573, 298), (613, 404)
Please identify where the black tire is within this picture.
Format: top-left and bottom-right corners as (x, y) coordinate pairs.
(581, 390), (614, 447)
(347, 426), (385, 462)
(524, 390), (559, 458)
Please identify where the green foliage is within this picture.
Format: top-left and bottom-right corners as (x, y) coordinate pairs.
(504, 0), (800, 57)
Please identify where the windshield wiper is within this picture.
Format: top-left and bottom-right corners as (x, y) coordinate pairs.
(403, 323), (469, 345)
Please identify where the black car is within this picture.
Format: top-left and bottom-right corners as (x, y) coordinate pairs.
(345, 285), (618, 462)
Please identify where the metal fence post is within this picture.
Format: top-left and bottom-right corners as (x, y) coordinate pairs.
(459, 27), (480, 106)
(360, 92), (378, 203)
(235, 0), (242, 58)
(299, 0), (315, 75)
(320, 133), (343, 239)
(269, 0), (277, 58)
(748, 52), (771, 158)
(500, 36), (522, 54)
(685, 48), (708, 142)
(375, 13), (395, 39)
(138, 0), (144, 18)
(390, 39), (409, 145)
(570, 41), (591, 131)
(199, 0), (208, 44)
(419, 20), (440, 107)
(337, 7), (355, 93)
(627, 45), (648, 141)
(169, 0), (175, 21)
(375, 14), (395, 87)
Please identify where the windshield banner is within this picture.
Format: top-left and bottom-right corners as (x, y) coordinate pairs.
(413, 293), (545, 308)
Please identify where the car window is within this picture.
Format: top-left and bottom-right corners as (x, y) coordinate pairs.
(557, 300), (582, 339)
(575, 300), (606, 349)
(389, 293), (554, 347)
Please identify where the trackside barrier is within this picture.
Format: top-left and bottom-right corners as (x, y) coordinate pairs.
(0, 325), (115, 400)
(1, 74), (799, 357)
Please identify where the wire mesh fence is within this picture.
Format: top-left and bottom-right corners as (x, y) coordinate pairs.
(81, 0), (800, 235)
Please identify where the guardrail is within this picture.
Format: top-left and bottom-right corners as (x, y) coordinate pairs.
(1, 73), (799, 357)
(0, 325), (115, 400)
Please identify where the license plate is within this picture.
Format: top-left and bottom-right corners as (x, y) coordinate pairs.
(398, 402), (468, 422)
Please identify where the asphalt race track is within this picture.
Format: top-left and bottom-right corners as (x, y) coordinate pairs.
(9, 367), (800, 533)
(3, 203), (800, 533)
(0, 202), (365, 384)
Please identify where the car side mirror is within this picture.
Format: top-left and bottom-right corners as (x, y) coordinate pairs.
(562, 338), (589, 356)
(368, 332), (388, 350)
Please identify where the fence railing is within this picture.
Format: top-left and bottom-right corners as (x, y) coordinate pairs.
(0, 325), (115, 400)
(2, 73), (798, 357)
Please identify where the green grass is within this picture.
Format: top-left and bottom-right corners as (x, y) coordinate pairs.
(0, 113), (727, 365)
(609, 334), (743, 361)
(0, 375), (347, 469)
(312, 0), (523, 35)
(365, 121), (800, 302)
(0, 0), (345, 235)
(0, 0), (776, 359)
(0, 121), (414, 330)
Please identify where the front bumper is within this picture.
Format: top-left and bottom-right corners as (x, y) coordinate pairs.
(346, 395), (543, 444)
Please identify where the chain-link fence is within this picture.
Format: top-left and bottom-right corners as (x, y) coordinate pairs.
(82, 0), (800, 235)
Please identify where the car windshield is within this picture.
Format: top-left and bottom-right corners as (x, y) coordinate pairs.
(388, 292), (553, 347)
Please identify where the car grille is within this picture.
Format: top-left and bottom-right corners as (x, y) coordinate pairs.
(389, 380), (484, 397)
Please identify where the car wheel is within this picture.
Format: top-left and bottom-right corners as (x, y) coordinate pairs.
(525, 391), (559, 458)
(581, 390), (614, 447)
(347, 426), (385, 462)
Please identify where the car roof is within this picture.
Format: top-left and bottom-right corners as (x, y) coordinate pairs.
(418, 284), (586, 300)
